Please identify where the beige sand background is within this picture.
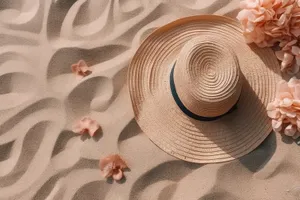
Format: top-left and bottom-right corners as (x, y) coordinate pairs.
(1, 0), (300, 199)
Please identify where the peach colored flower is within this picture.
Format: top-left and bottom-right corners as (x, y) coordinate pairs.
(237, 0), (278, 47)
(72, 116), (100, 137)
(71, 60), (92, 77)
(99, 154), (128, 181)
(237, 0), (300, 74)
(237, 0), (298, 45)
(267, 77), (300, 139)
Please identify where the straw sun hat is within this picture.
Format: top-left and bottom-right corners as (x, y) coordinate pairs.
(128, 15), (282, 163)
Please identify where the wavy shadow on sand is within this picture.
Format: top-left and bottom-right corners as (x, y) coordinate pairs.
(198, 190), (240, 200)
(120, 3), (168, 43)
(33, 171), (69, 200)
(71, 0), (114, 38)
(0, 34), (38, 46)
(0, 121), (50, 187)
(0, 141), (14, 162)
(110, 65), (128, 107)
(72, 180), (111, 200)
(33, 158), (99, 200)
(118, 119), (140, 143)
(47, 0), (78, 40)
(73, 0), (109, 26)
(51, 130), (76, 157)
(0, 72), (38, 110)
(0, 0), (44, 33)
(129, 160), (201, 200)
(0, 98), (61, 137)
(66, 76), (113, 118)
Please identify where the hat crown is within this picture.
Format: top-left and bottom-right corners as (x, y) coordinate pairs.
(173, 36), (243, 118)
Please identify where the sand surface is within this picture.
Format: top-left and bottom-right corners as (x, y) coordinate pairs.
(1, 0), (300, 199)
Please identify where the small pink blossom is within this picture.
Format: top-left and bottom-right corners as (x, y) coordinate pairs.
(71, 60), (92, 77)
(267, 77), (300, 139)
(72, 116), (100, 137)
(99, 154), (128, 181)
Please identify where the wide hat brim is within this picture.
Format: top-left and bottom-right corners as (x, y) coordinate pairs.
(128, 15), (282, 163)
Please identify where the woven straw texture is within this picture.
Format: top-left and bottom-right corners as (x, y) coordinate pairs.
(128, 15), (282, 163)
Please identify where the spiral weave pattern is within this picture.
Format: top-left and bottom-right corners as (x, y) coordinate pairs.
(174, 36), (242, 117)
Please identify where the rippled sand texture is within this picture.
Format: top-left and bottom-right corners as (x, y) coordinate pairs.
(1, 0), (300, 199)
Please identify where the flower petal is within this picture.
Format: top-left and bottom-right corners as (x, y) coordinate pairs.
(291, 28), (300, 37)
(266, 102), (275, 110)
(280, 98), (293, 107)
(287, 40), (298, 46)
(275, 50), (284, 61)
(280, 107), (297, 118)
(99, 154), (128, 174)
(291, 46), (300, 55)
(282, 0), (291, 7)
(278, 92), (293, 100)
(73, 116), (100, 137)
(284, 4), (294, 14)
(272, 119), (282, 132)
(293, 84), (300, 100)
(281, 52), (294, 69)
(102, 162), (114, 178)
(277, 14), (287, 26)
(293, 99), (300, 107)
(112, 169), (123, 181)
(88, 121), (100, 137)
(71, 60), (91, 77)
(267, 109), (281, 119)
(236, 9), (253, 21)
(284, 124), (297, 136)
(276, 80), (293, 99)
(72, 123), (82, 134)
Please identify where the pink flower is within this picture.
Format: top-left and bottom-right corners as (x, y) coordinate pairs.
(237, 0), (280, 47)
(237, 0), (300, 74)
(72, 116), (100, 137)
(71, 60), (92, 77)
(99, 154), (128, 181)
(267, 77), (300, 139)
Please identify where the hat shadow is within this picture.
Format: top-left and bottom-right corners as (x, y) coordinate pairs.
(190, 76), (277, 170)
(249, 43), (282, 77)
(238, 132), (276, 172)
